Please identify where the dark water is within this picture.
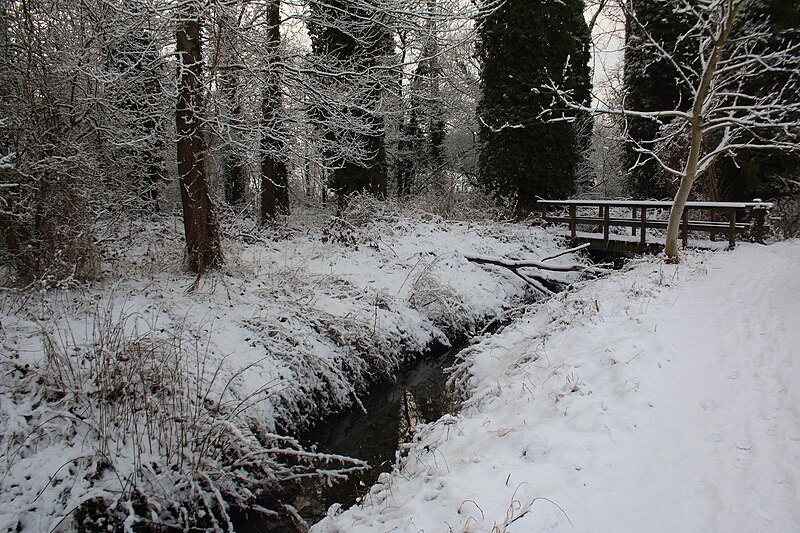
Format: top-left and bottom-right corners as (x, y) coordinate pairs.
(233, 346), (461, 532)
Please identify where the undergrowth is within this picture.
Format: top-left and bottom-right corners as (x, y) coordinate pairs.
(0, 297), (364, 532)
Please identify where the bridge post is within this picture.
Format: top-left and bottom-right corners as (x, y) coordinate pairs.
(681, 208), (689, 247)
(569, 205), (576, 239)
(640, 207), (647, 248)
(752, 203), (768, 243)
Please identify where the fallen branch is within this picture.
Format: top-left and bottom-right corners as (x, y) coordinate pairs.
(540, 242), (590, 262)
(465, 255), (609, 275)
(465, 254), (610, 295)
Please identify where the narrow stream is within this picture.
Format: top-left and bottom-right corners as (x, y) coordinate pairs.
(233, 344), (463, 531)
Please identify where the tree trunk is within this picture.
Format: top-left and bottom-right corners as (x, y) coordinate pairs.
(664, 118), (702, 260)
(176, 4), (223, 273)
(664, 0), (741, 262)
(260, 0), (289, 223)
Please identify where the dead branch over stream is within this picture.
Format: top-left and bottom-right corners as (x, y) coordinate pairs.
(465, 246), (610, 295)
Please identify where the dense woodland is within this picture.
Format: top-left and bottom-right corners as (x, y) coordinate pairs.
(1, 0), (798, 281)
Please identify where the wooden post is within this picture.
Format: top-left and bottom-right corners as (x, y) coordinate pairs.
(681, 207), (689, 248)
(632, 207), (638, 236)
(640, 206), (647, 249)
(603, 205), (610, 246)
(752, 204), (767, 243)
(569, 205), (577, 239)
(710, 208), (717, 242)
(728, 209), (737, 248)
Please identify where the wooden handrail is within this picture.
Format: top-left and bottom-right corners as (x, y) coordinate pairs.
(538, 199), (771, 252)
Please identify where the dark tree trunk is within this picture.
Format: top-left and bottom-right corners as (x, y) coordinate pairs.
(260, 0), (290, 223)
(176, 5), (223, 273)
(219, 3), (247, 206)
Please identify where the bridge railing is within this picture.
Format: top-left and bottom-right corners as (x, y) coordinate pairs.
(538, 199), (772, 251)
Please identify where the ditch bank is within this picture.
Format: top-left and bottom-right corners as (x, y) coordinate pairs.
(0, 215), (588, 532)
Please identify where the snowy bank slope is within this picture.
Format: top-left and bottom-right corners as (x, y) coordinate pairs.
(0, 213), (577, 531)
(315, 241), (800, 533)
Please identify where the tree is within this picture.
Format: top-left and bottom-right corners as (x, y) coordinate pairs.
(0, 0), (111, 283)
(307, 0), (394, 207)
(550, 0), (800, 261)
(476, 0), (592, 217)
(411, 0), (446, 191)
(216, 0), (248, 207)
(714, 0), (800, 201)
(661, 0), (800, 260)
(261, 0), (290, 222)
(623, 0), (696, 199)
(176, 1), (224, 273)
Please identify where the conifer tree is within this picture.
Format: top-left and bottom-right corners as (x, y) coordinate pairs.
(307, 0), (394, 207)
(623, 0), (696, 199)
(476, 0), (591, 217)
(715, 0), (800, 200)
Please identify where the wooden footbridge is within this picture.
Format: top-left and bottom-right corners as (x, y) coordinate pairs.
(538, 199), (771, 254)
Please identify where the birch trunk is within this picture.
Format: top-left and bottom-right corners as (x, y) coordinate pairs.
(664, 0), (742, 262)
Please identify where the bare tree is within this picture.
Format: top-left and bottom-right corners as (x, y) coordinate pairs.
(216, 0), (248, 206)
(261, 0), (290, 222)
(546, 0), (800, 261)
(176, 0), (224, 273)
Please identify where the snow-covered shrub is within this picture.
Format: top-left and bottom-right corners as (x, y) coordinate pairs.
(322, 193), (398, 248)
(771, 182), (800, 239)
(1, 300), (362, 531)
(407, 255), (475, 338)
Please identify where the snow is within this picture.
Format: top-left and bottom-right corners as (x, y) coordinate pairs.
(314, 240), (800, 533)
(0, 206), (577, 531)
(2, 202), (798, 532)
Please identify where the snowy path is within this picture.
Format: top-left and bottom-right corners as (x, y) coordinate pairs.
(314, 241), (800, 532)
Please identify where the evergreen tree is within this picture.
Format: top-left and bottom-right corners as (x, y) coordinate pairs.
(476, 0), (591, 217)
(623, 0), (696, 199)
(715, 0), (800, 201)
(307, 0), (394, 207)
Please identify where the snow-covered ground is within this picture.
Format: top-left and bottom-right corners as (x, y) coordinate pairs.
(315, 240), (800, 533)
(0, 206), (579, 531)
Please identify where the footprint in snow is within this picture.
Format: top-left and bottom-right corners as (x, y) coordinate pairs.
(733, 434), (754, 470)
(701, 400), (716, 411)
(705, 430), (723, 444)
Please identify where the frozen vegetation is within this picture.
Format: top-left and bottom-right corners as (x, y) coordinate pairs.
(0, 200), (582, 531)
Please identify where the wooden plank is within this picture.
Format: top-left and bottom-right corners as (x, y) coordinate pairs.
(752, 205), (767, 243)
(543, 216), (747, 232)
(538, 199), (771, 209)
